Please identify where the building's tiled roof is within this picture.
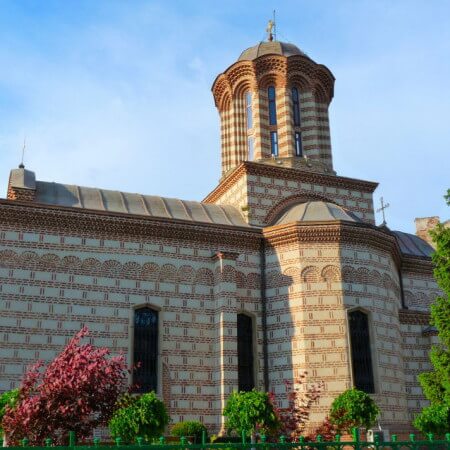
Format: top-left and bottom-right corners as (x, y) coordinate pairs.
(392, 230), (434, 258)
(34, 181), (249, 227)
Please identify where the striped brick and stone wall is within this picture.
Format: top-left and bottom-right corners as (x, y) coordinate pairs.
(212, 51), (335, 178)
(205, 163), (377, 227)
(0, 202), (263, 433)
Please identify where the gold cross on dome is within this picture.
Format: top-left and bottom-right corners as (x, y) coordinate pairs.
(376, 196), (390, 226)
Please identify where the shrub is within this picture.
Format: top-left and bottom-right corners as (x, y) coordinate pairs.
(109, 392), (169, 443)
(0, 389), (19, 433)
(413, 404), (450, 435)
(2, 327), (128, 445)
(270, 372), (324, 440)
(223, 390), (280, 437)
(171, 421), (207, 443)
(330, 388), (380, 432)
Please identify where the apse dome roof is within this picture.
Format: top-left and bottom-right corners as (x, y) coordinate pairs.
(238, 41), (307, 61)
(275, 201), (362, 225)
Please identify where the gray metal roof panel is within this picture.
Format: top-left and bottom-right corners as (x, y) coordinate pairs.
(33, 182), (249, 227)
(392, 230), (434, 258)
(275, 201), (361, 225)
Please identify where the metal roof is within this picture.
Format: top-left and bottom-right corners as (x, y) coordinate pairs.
(238, 41), (307, 61)
(34, 181), (249, 227)
(392, 230), (434, 258)
(275, 201), (362, 225)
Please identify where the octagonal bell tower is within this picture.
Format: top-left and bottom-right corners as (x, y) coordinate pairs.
(212, 38), (335, 178)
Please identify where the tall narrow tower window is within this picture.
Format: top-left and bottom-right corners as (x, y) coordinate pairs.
(237, 313), (254, 391)
(270, 131), (279, 156)
(294, 132), (303, 157)
(349, 310), (375, 393)
(292, 87), (301, 126)
(268, 86), (277, 125)
(247, 136), (254, 161)
(246, 92), (253, 129)
(133, 307), (158, 393)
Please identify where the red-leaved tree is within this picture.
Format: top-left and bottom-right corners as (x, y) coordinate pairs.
(269, 372), (324, 441)
(2, 327), (128, 445)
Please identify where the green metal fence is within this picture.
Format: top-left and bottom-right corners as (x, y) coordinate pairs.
(2, 428), (450, 450)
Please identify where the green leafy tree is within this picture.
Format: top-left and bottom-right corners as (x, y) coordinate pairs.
(171, 421), (208, 443)
(109, 392), (169, 443)
(414, 189), (450, 435)
(329, 388), (380, 432)
(223, 390), (280, 439)
(0, 389), (19, 433)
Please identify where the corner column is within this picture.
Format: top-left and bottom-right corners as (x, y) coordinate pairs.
(212, 251), (239, 432)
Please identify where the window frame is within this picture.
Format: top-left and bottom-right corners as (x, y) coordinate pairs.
(237, 313), (255, 392)
(270, 131), (279, 157)
(268, 86), (277, 125)
(294, 131), (303, 157)
(291, 87), (301, 127)
(347, 308), (376, 394)
(132, 306), (159, 394)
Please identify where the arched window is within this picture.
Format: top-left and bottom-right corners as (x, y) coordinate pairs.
(292, 87), (301, 126)
(245, 91), (253, 129)
(133, 307), (158, 393)
(237, 313), (254, 391)
(348, 310), (375, 393)
(268, 86), (277, 125)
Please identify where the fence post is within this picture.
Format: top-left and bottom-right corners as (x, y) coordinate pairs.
(159, 436), (166, 445)
(69, 431), (76, 448)
(115, 437), (122, 447)
(93, 438), (100, 448)
(445, 433), (450, 442)
(202, 430), (206, 445)
(21, 438), (29, 447)
(180, 436), (187, 446)
(45, 438), (52, 448)
(352, 428), (360, 450)
(136, 437), (143, 447)
(279, 435), (286, 444)
(241, 431), (246, 444)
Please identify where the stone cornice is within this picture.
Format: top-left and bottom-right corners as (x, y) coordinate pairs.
(401, 256), (434, 276)
(263, 220), (403, 267)
(0, 200), (262, 250)
(203, 162), (378, 203)
(399, 309), (431, 325)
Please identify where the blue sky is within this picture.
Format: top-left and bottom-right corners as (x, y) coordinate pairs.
(0, 0), (449, 233)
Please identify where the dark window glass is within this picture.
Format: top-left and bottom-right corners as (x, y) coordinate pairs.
(133, 307), (158, 393)
(270, 131), (278, 156)
(349, 310), (375, 393)
(292, 87), (301, 126)
(246, 92), (253, 129)
(268, 86), (277, 125)
(237, 314), (254, 391)
(294, 132), (303, 157)
(248, 136), (254, 161)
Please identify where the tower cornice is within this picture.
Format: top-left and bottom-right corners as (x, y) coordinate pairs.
(203, 161), (378, 204)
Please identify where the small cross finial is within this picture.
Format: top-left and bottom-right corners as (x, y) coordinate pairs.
(376, 196), (390, 226)
(266, 11), (276, 41)
(19, 137), (26, 169)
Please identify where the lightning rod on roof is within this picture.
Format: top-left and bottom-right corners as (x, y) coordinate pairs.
(19, 137), (26, 169)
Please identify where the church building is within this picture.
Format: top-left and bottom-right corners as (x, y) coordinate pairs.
(0, 34), (441, 434)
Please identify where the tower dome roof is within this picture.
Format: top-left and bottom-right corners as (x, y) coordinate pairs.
(275, 201), (362, 225)
(238, 41), (307, 61)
